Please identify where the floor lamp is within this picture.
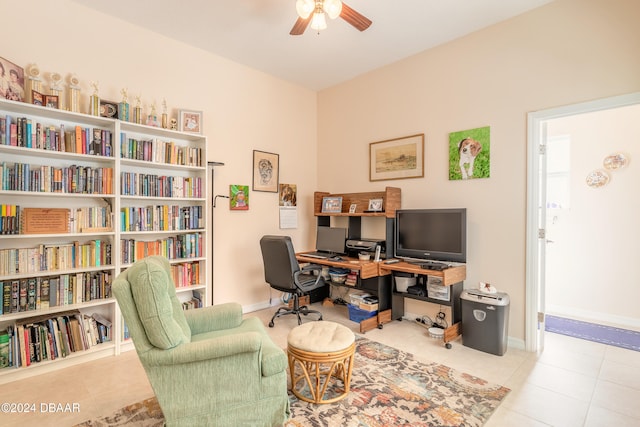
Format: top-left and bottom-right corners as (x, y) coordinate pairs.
(207, 161), (225, 306)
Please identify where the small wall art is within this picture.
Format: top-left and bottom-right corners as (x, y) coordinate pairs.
(279, 183), (297, 206)
(230, 184), (249, 210)
(253, 150), (279, 192)
(449, 126), (491, 180)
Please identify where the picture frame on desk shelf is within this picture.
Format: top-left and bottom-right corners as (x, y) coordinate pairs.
(367, 198), (383, 212)
(44, 94), (59, 109)
(369, 133), (424, 181)
(349, 203), (357, 214)
(99, 99), (119, 119)
(0, 56), (25, 102)
(252, 150), (279, 193)
(178, 109), (203, 134)
(31, 90), (44, 106)
(321, 196), (342, 213)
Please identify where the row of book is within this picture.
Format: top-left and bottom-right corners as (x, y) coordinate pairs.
(0, 116), (113, 157)
(120, 233), (203, 264)
(120, 135), (202, 167)
(0, 162), (114, 194)
(182, 290), (203, 310)
(0, 240), (112, 276)
(0, 310), (112, 369)
(120, 173), (202, 199)
(120, 205), (203, 232)
(0, 205), (113, 235)
(1, 271), (112, 315)
(169, 261), (202, 288)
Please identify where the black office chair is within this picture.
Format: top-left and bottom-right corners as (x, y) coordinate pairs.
(260, 235), (324, 327)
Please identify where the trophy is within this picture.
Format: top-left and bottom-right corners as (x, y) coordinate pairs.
(133, 95), (142, 124)
(49, 72), (64, 110)
(26, 64), (43, 104)
(161, 99), (168, 129)
(147, 101), (159, 127)
(68, 74), (81, 113)
(119, 88), (130, 121)
(89, 81), (100, 116)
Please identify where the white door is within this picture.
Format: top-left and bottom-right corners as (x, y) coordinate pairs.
(525, 92), (640, 352)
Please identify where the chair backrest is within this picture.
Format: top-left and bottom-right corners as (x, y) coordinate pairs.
(112, 256), (191, 354)
(260, 235), (301, 292)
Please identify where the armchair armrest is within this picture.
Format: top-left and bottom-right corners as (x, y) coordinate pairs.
(184, 302), (243, 335)
(142, 331), (262, 367)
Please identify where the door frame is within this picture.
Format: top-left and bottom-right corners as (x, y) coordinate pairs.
(525, 92), (640, 352)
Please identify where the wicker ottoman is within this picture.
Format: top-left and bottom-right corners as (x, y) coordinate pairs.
(287, 321), (356, 404)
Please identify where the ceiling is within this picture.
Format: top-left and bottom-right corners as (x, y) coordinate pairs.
(70, 0), (553, 91)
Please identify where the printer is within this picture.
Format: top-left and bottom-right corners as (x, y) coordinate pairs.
(345, 238), (386, 258)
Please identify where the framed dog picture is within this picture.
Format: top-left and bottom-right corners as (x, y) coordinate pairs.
(369, 134), (424, 181)
(448, 126), (491, 180)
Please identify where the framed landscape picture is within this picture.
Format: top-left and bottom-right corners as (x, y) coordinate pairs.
(370, 133), (424, 181)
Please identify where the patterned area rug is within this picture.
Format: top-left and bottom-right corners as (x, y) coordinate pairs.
(75, 337), (509, 427)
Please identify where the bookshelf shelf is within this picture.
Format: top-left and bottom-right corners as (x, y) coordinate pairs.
(0, 97), (209, 384)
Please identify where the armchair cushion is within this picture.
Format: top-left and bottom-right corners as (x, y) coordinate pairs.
(128, 256), (191, 349)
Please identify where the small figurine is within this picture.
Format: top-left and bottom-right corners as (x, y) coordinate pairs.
(170, 118), (177, 130)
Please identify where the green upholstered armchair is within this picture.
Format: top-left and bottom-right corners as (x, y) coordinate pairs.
(112, 256), (290, 427)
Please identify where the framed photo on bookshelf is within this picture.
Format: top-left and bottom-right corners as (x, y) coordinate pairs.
(252, 150), (279, 192)
(99, 99), (119, 118)
(179, 109), (203, 134)
(0, 56), (25, 102)
(44, 95), (59, 109)
(31, 90), (44, 106)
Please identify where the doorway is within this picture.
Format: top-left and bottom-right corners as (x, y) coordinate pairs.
(525, 92), (640, 352)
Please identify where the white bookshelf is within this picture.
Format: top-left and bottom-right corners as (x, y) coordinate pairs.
(0, 98), (208, 383)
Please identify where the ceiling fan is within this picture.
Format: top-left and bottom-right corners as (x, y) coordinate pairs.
(290, 0), (372, 35)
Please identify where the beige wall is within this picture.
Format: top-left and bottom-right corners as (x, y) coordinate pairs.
(317, 0), (640, 342)
(2, 0), (319, 309)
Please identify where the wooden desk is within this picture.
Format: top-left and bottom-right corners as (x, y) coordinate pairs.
(296, 253), (392, 332)
(379, 261), (466, 348)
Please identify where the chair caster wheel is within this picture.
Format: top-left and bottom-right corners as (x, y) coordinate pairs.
(445, 342), (452, 349)
(268, 321), (274, 328)
(378, 324), (383, 329)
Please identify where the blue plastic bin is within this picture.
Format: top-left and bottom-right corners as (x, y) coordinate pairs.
(347, 303), (377, 323)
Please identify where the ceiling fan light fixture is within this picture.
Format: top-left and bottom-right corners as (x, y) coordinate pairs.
(323, 0), (342, 20)
(310, 11), (327, 30)
(295, 0), (314, 19)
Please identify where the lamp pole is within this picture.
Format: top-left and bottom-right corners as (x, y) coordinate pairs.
(207, 161), (224, 306)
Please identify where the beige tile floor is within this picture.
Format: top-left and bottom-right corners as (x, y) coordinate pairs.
(0, 303), (638, 427)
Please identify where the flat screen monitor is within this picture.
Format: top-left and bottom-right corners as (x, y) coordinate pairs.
(315, 226), (347, 254)
(394, 208), (467, 263)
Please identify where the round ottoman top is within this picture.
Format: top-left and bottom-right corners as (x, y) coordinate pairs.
(287, 321), (355, 353)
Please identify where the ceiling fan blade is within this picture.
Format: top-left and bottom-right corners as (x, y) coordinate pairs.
(290, 16), (311, 35)
(340, 3), (372, 32)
